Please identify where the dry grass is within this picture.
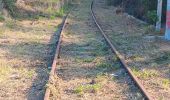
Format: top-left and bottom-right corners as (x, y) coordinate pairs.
(0, 14), (63, 99)
(93, 0), (170, 99)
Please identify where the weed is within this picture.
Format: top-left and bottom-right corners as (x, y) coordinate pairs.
(113, 56), (119, 62)
(161, 79), (170, 89)
(5, 20), (17, 29)
(83, 58), (94, 63)
(113, 63), (121, 70)
(74, 83), (101, 94)
(76, 57), (94, 63)
(0, 14), (5, 22)
(0, 27), (5, 37)
(74, 85), (84, 94)
(143, 25), (155, 34)
(54, 8), (65, 17)
(0, 63), (12, 82)
(92, 42), (108, 56)
(130, 55), (144, 61)
(132, 67), (158, 79)
(154, 52), (170, 64)
(146, 10), (158, 24)
(95, 73), (109, 84)
(3, 0), (17, 17)
(50, 15), (56, 20)
(18, 67), (35, 78)
(96, 62), (112, 69)
(112, 76), (116, 81)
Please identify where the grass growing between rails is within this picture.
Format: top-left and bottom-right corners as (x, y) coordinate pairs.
(74, 83), (102, 95)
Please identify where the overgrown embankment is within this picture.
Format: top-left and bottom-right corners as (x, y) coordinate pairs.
(2, 0), (70, 19)
(107, 0), (167, 24)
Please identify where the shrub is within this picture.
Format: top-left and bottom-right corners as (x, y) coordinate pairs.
(3, 0), (17, 17)
(146, 10), (158, 24)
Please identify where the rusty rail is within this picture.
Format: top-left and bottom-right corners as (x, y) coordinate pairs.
(44, 14), (69, 100)
(90, 0), (153, 100)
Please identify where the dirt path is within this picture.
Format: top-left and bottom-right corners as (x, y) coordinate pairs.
(93, 0), (170, 99)
(49, 0), (144, 99)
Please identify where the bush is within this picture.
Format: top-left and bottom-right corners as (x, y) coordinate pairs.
(0, 14), (5, 22)
(108, 0), (159, 24)
(146, 10), (158, 24)
(3, 0), (18, 17)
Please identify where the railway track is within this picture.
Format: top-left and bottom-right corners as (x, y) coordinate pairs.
(90, 0), (152, 100)
(44, 0), (152, 99)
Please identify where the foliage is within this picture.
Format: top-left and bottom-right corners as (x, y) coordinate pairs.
(0, 14), (5, 22)
(107, 0), (159, 24)
(146, 10), (158, 24)
(2, 0), (71, 19)
(3, 0), (17, 17)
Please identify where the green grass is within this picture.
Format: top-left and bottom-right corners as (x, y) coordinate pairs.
(0, 14), (5, 22)
(95, 73), (110, 84)
(0, 26), (5, 37)
(113, 56), (119, 62)
(75, 57), (94, 63)
(5, 20), (17, 29)
(96, 62), (112, 69)
(132, 67), (158, 79)
(95, 58), (120, 71)
(91, 42), (109, 56)
(154, 52), (170, 64)
(130, 55), (144, 61)
(74, 83), (101, 95)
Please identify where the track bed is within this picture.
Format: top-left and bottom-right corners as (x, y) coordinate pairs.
(49, 0), (144, 99)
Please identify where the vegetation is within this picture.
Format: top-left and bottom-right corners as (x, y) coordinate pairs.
(0, 14), (5, 22)
(3, 0), (17, 17)
(74, 84), (101, 95)
(2, 0), (71, 19)
(132, 67), (159, 79)
(107, 0), (166, 24)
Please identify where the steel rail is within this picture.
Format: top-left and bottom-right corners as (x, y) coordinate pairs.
(90, 0), (153, 100)
(44, 14), (69, 100)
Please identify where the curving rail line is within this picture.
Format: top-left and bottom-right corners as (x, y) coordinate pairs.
(90, 0), (152, 100)
(43, 0), (153, 99)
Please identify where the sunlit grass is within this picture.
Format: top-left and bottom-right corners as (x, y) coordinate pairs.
(132, 67), (159, 79)
(0, 7), (63, 98)
(161, 79), (170, 89)
(74, 83), (102, 95)
(0, 59), (35, 83)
